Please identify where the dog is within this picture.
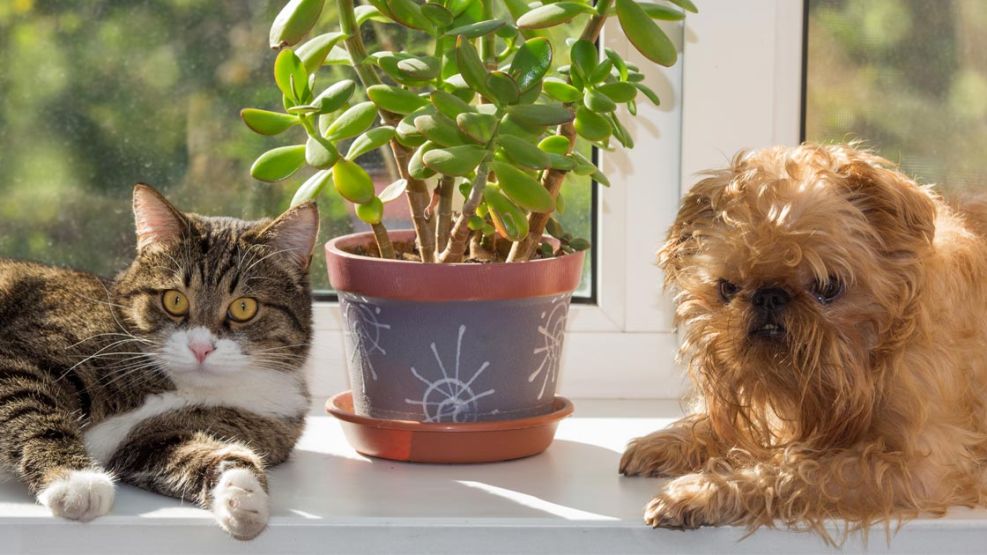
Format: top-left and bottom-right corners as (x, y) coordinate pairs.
(620, 144), (987, 539)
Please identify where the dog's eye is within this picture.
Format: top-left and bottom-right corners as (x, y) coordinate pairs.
(718, 280), (740, 302)
(812, 277), (845, 304)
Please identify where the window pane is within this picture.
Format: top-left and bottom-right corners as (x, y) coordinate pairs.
(0, 1), (594, 297)
(805, 0), (987, 191)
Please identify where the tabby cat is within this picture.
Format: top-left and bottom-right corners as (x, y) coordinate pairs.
(0, 185), (318, 540)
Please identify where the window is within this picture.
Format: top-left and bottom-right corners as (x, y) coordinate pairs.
(804, 0), (987, 190)
(0, 0), (596, 299)
(0, 1), (695, 401)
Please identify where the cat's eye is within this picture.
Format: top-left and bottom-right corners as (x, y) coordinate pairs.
(162, 290), (189, 316)
(812, 277), (845, 304)
(718, 279), (740, 302)
(228, 297), (258, 322)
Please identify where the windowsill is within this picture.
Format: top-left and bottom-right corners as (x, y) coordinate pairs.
(1, 400), (984, 554)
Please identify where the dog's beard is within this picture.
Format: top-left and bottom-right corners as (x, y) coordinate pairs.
(684, 306), (880, 453)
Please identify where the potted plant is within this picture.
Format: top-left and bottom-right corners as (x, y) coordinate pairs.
(242, 0), (694, 460)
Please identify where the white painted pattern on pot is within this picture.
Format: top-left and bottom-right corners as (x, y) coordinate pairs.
(530, 294), (570, 400)
(341, 295), (390, 382)
(404, 325), (497, 423)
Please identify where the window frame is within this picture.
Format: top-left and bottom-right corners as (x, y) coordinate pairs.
(304, 3), (808, 402)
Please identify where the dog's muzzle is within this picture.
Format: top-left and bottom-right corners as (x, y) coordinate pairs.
(749, 287), (790, 339)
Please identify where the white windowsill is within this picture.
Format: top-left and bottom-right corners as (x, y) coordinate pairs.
(1, 400), (984, 554)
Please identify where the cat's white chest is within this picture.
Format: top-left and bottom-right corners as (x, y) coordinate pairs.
(83, 369), (307, 465)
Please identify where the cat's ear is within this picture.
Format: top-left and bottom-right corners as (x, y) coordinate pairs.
(257, 202), (320, 270)
(133, 184), (189, 251)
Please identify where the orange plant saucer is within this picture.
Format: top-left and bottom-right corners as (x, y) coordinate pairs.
(326, 391), (574, 464)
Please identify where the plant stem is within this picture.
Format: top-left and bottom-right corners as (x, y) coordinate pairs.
(435, 175), (455, 256)
(438, 158), (490, 263)
(337, 0), (437, 262)
(371, 222), (395, 259)
(507, 0), (612, 262)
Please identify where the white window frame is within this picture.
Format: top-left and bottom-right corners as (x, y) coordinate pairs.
(304, 1), (807, 402)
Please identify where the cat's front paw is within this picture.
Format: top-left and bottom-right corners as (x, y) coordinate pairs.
(37, 469), (115, 522)
(212, 468), (269, 540)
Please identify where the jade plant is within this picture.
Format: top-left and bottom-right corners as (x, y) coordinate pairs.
(243, 0), (696, 263)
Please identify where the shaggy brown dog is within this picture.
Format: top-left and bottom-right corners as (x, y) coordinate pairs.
(620, 144), (987, 539)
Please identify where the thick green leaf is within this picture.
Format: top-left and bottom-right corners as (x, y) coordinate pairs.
(491, 161), (554, 212)
(538, 135), (571, 155)
(395, 105), (434, 147)
(633, 82), (661, 105)
(542, 78), (582, 102)
(291, 169), (332, 207)
(592, 167), (611, 187)
(506, 103), (574, 126)
(456, 112), (498, 144)
(396, 56), (441, 81)
(409, 141), (438, 179)
(324, 46), (352, 65)
(605, 47), (629, 81)
(250, 145), (307, 182)
(516, 2), (597, 29)
(296, 32), (348, 73)
(423, 145), (488, 176)
(444, 19), (505, 38)
(606, 3), (687, 20)
(346, 126), (396, 160)
(415, 113), (465, 146)
(497, 134), (550, 169)
(589, 58), (614, 83)
(385, 0), (434, 31)
(240, 109), (298, 136)
(421, 3), (454, 27)
(270, 0), (325, 48)
(306, 135), (339, 169)
(667, 0), (699, 14)
(325, 101), (378, 141)
(430, 90), (474, 119)
(312, 79), (356, 113)
(367, 85), (428, 115)
(616, 0), (677, 66)
(355, 5), (390, 25)
(545, 152), (577, 171)
(378, 178), (408, 203)
(447, 0), (477, 17)
(509, 37), (552, 92)
(584, 88), (616, 112)
(610, 112), (634, 148)
(456, 36), (489, 95)
(570, 39), (597, 79)
(486, 71), (520, 105)
(569, 150), (596, 175)
(274, 49), (309, 103)
(597, 81), (637, 103)
(355, 197), (384, 225)
(484, 185), (529, 241)
(332, 158), (375, 203)
(574, 105), (612, 141)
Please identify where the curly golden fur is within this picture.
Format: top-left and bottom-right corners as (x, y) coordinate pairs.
(620, 144), (987, 542)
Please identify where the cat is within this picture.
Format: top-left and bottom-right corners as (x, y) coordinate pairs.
(0, 184), (319, 540)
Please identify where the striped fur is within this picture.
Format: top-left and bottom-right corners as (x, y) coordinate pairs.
(0, 185), (318, 539)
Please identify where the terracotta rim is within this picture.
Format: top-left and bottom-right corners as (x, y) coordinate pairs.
(325, 230), (585, 301)
(326, 391), (574, 432)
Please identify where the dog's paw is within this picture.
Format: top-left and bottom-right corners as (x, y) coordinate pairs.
(644, 473), (729, 529)
(37, 469), (115, 522)
(211, 468), (269, 541)
(621, 432), (697, 477)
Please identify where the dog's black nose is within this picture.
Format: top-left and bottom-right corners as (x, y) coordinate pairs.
(752, 287), (790, 312)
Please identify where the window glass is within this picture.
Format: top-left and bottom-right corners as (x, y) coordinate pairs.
(805, 0), (987, 191)
(0, 1), (593, 297)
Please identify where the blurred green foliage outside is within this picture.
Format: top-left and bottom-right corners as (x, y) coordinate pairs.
(807, 0), (987, 191)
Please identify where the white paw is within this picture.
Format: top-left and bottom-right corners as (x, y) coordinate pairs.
(37, 469), (115, 522)
(211, 468), (269, 541)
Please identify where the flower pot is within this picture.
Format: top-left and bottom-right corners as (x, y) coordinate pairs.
(325, 230), (585, 423)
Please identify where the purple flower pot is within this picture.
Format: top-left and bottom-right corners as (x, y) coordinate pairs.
(325, 231), (585, 423)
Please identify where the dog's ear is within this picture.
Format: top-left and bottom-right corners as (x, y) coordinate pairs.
(658, 178), (719, 284)
(837, 159), (936, 252)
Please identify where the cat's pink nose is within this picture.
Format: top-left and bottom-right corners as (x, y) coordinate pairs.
(188, 342), (215, 364)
